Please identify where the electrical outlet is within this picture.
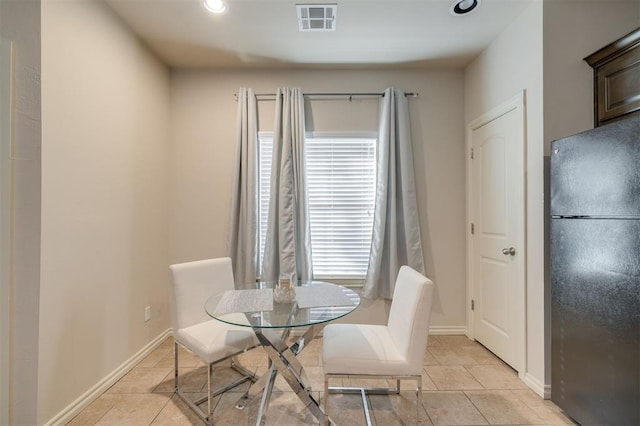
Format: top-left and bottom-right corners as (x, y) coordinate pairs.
(144, 306), (151, 322)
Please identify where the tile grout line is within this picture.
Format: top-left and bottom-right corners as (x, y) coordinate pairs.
(463, 389), (548, 426)
(461, 390), (492, 426)
(147, 393), (174, 425)
(420, 393), (437, 426)
(92, 403), (115, 426)
(461, 363), (493, 425)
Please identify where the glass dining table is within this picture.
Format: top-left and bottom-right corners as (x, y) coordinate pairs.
(204, 280), (360, 425)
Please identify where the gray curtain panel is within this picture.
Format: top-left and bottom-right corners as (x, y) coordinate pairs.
(364, 88), (426, 299)
(227, 88), (259, 289)
(262, 88), (313, 283)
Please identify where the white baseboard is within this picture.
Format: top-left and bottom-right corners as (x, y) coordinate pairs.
(522, 372), (550, 399)
(428, 326), (468, 336)
(44, 329), (173, 426)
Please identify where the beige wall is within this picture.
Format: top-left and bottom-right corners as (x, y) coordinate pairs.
(464, 1), (546, 394)
(169, 68), (467, 330)
(0, 0), (42, 424)
(543, 1), (640, 147)
(39, 0), (171, 422)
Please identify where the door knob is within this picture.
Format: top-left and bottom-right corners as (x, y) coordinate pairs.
(502, 247), (516, 256)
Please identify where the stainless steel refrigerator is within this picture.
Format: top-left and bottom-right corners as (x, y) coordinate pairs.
(550, 115), (640, 425)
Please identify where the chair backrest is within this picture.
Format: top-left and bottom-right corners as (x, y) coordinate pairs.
(387, 266), (435, 373)
(169, 257), (235, 331)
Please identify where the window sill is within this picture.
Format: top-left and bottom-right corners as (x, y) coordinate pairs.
(313, 276), (364, 288)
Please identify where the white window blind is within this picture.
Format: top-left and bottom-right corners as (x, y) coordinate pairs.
(305, 136), (376, 278)
(258, 133), (273, 275)
(258, 133), (376, 279)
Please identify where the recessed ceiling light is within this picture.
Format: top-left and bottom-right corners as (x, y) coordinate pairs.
(203, 0), (227, 14)
(450, 0), (480, 16)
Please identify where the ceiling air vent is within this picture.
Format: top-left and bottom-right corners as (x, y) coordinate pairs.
(296, 4), (337, 32)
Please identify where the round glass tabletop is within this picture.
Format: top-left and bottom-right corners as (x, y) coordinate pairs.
(205, 281), (360, 329)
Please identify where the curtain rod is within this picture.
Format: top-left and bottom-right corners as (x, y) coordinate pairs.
(235, 91), (419, 101)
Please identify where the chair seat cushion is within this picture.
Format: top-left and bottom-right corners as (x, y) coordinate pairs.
(322, 323), (419, 376)
(174, 314), (258, 364)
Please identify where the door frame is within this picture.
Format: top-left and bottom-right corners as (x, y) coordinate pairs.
(466, 91), (526, 377)
(0, 38), (13, 425)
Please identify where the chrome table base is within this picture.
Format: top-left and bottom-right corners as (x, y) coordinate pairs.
(235, 324), (329, 425)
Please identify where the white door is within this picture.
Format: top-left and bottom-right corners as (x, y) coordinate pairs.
(468, 93), (525, 371)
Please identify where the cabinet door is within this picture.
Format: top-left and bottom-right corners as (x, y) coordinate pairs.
(596, 45), (640, 125)
(585, 27), (640, 126)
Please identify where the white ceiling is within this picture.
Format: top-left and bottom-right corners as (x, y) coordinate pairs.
(105, 0), (533, 69)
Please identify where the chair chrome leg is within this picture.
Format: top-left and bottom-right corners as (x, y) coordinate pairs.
(173, 340), (260, 426)
(416, 376), (422, 424)
(326, 373), (423, 425)
(360, 388), (372, 426)
(207, 363), (214, 425)
(324, 376), (329, 426)
(230, 357), (259, 383)
(174, 342), (179, 391)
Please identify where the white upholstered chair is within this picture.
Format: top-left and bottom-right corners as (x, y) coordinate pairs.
(322, 266), (435, 424)
(170, 257), (260, 425)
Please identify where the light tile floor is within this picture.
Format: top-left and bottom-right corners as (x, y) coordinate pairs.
(68, 335), (575, 425)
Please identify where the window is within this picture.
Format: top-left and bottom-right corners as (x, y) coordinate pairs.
(258, 132), (376, 280)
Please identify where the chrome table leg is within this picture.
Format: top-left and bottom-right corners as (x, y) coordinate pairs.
(251, 326), (328, 425)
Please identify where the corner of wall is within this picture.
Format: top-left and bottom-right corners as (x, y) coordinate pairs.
(0, 0), (43, 424)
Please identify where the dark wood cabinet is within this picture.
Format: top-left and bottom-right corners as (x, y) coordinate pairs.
(584, 27), (640, 127)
